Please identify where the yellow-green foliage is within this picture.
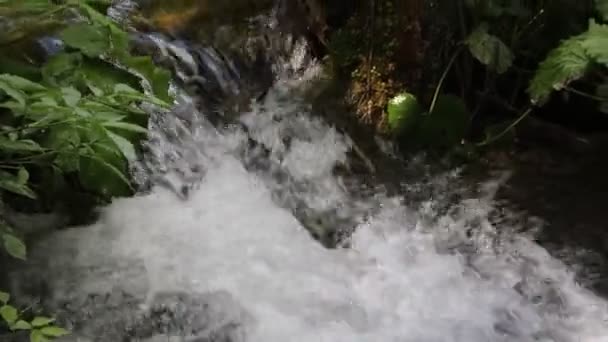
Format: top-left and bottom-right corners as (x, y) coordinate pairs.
(327, 0), (409, 131)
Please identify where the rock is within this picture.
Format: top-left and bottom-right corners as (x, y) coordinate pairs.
(130, 290), (251, 341)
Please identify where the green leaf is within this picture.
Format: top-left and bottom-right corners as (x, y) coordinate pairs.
(75, 2), (129, 56)
(11, 319), (32, 330)
(76, 2), (119, 29)
(2, 233), (27, 260)
(465, 24), (514, 74)
(79, 141), (132, 197)
(597, 0), (608, 21)
(54, 151), (80, 173)
(42, 53), (82, 84)
(89, 110), (125, 122)
(0, 0), (55, 14)
(0, 55), (41, 81)
(106, 130), (136, 160)
(123, 55), (173, 102)
(86, 81), (104, 96)
(0, 74), (45, 92)
(0, 305), (18, 324)
(74, 107), (92, 117)
(0, 137), (43, 152)
(0, 176), (37, 199)
(0, 80), (26, 107)
(60, 87), (81, 107)
(30, 329), (49, 342)
(102, 121), (147, 134)
(113, 83), (140, 94)
(40, 326), (69, 337)
(45, 124), (81, 150)
(581, 21), (608, 66)
(78, 59), (142, 95)
(44, 124), (82, 172)
(17, 167), (29, 184)
(0, 291), (9, 304)
(60, 23), (111, 57)
(31, 317), (55, 328)
(528, 34), (591, 104)
(403, 95), (470, 151)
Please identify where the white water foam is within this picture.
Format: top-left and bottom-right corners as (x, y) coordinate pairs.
(11, 36), (608, 342)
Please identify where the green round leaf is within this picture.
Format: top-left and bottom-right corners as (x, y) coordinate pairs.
(0, 291), (9, 304)
(17, 167), (29, 184)
(466, 24), (514, 74)
(12, 319), (32, 331)
(0, 171), (37, 199)
(387, 92), (422, 135)
(31, 317), (55, 328)
(402, 95), (470, 151)
(0, 305), (18, 324)
(30, 329), (49, 342)
(40, 326), (69, 337)
(2, 233), (27, 260)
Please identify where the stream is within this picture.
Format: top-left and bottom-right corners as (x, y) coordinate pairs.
(5, 1), (608, 341)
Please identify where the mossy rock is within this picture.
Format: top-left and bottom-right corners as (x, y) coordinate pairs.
(387, 92), (423, 135)
(400, 94), (470, 151)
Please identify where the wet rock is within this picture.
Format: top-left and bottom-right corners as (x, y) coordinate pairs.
(129, 291), (250, 341)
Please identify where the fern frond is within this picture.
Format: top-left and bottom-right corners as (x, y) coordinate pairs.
(528, 34), (592, 104)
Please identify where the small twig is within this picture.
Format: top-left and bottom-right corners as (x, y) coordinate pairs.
(0, 119), (79, 136)
(477, 107), (533, 146)
(429, 46), (464, 114)
(364, 0), (376, 119)
(565, 86), (608, 102)
(350, 140), (376, 174)
(513, 9), (545, 43)
(456, 0), (472, 97)
(476, 91), (520, 113)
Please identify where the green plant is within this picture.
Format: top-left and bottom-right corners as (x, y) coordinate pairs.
(0, 74), (165, 200)
(0, 2), (175, 340)
(1, 223), (26, 260)
(478, 0), (608, 145)
(1, 290), (68, 342)
(0, 0), (172, 208)
(528, 19), (608, 106)
(1, 221), (68, 341)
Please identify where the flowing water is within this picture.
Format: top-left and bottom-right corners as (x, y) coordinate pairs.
(7, 3), (608, 342)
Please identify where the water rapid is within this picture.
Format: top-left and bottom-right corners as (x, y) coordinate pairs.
(7, 7), (608, 342)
